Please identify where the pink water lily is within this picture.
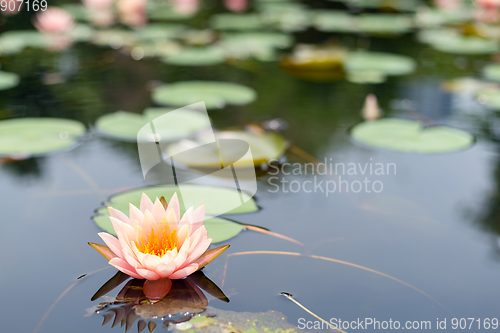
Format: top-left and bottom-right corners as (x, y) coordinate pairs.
(33, 7), (75, 34)
(90, 193), (229, 281)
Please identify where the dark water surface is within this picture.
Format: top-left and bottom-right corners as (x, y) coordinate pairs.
(1, 23), (500, 333)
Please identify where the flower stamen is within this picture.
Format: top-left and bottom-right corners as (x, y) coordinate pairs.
(136, 228), (178, 257)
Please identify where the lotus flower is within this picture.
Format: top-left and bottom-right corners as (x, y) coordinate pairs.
(224, 0), (248, 12)
(117, 0), (148, 26)
(32, 7), (75, 34)
(90, 193), (229, 281)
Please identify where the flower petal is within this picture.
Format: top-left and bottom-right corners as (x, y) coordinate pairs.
(109, 257), (142, 279)
(108, 207), (130, 225)
(151, 198), (166, 223)
(168, 263), (199, 279)
(139, 193), (154, 214)
(190, 204), (205, 235)
(142, 254), (161, 271)
(136, 268), (161, 280)
(98, 232), (123, 258)
(129, 203), (144, 226)
(166, 192), (180, 223)
(155, 262), (176, 278)
(185, 238), (211, 266)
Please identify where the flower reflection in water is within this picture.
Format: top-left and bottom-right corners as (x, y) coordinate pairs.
(91, 270), (229, 332)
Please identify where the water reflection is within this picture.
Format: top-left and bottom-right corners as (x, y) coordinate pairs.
(92, 270), (229, 332)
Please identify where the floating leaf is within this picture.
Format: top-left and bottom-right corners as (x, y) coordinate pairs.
(329, 0), (420, 11)
(313, 11), (356, 32)
(92, 185), (258, 243)
(476, 88), (500, 109)
(0, 118), (86, 157)
(166, 130), (287, 168)
(416, 7), (473, 27)
(133, 23), (187, 41)
(483, 63), (500, 82)
(357, 14), (413, 35)
(94, 108), (210, 142)
(152, 81), (257, 109)
(0, 31), (49, 53)
(344, 51), (416, 79)
(211, 13), (265, 31)
(161, 47), (226, 66)
(351, 118), (474, 153)
(219, 32), (293, 60)
(0, 71), (20, 90)
(419, 29), (499, 54)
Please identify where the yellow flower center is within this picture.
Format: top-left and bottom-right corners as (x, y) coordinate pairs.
(136, 228), (178, 257)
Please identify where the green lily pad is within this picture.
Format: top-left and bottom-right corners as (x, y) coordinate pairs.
(476, 88), (500, 109)
(482, 63), (500, 82)
(211, 14), (265, 31)
(218, 32), (293, 60)
(344, 51), (416, 77)
(416, 7), (473, 27)
(260, 4), (311, 32)
(147, 3), (195, 20)
(166, 130), (288, 168)
(134, 24), (188, 41)
(95, 108), (210, 142)
(351, 118), (474, 153)
(161, 47), (226, 66)
(92, 185), (259, 243)
(0, 71), (20, 90)
(419, 29), (499, 54)
(313, 11), (356, 32)
(346, 70), (387, 84)
(357, 14), (413, 35)
(152, 81), (257, 110)
(0, 31), (50, 53)
(0, 117), (86, 156)
(329, 0), (420, 12)
(98, 185), (259, 215)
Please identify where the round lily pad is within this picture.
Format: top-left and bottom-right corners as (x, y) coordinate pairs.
(161, 47), (226, 66)
(329, 0), (420, 12)
(344, 51), (416, 77)
(211, 14), (265, 31)
(351, 118), (474, 153)
(219, 32), (293, 60)
(166, 130), (288, 168)
(419, 29), (499, 54)
(0, 117), (86, 156)
(92, 184), (260, 243)
(313, 11), (356, 32)
(134, 24), (188, 41)
(482, 63), (500, 82)
(0, 31), (50, 54)
(0, 71), (20, 90)
(152, 81), (257, 110)
(476, 88), (500, 109)
(357, 14), (413, 35)
(95, 108), (210, 142)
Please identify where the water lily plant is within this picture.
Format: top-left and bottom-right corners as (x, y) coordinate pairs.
(90, 193), (229, 287)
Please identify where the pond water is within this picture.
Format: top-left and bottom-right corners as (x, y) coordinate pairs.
(2, 1), (500, 332)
